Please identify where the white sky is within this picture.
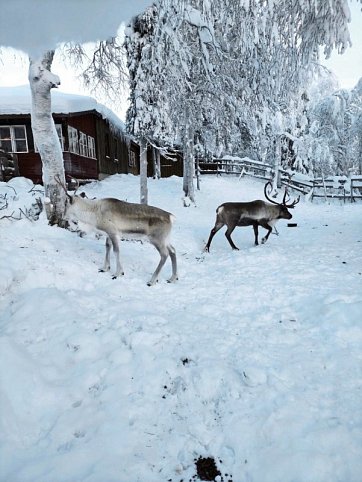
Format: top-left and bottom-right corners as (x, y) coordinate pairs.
(0, 1), (361, 121)
(321, 1), (362, 89)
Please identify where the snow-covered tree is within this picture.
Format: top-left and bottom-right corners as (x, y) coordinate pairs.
(349, 78), (362, 174)
(26, 41), (129, 224)
(292, 75), (362, 177)
(125, 2), (224, 204)
(28, 51), (67, 225)
(1, 1), (149, 222)
(125, 0), (357, 200)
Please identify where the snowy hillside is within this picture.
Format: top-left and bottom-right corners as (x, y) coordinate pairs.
(0, 174), (361, 482)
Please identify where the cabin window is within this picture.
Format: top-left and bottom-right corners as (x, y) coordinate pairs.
(79, 132), (88, 157)
(68, 126), (79, 154)
(35, 124), (64, 152)
(129, 149), (136, 168)
(88, 135), (96, 159)
(105, 133), (110, 158)
(55, 125), (64, 150)
(113, 137), (119, 162)
(0, 125), (28, 153)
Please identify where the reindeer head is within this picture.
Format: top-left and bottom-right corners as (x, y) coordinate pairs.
(55, 176), (89, 220)
(264, 182), (299, 220)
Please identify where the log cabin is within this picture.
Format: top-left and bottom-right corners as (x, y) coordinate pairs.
(0, 85), (183, 184)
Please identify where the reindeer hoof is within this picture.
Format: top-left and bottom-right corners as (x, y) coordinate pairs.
(147, 279), (158, 287)
(167, 276), (178, 284)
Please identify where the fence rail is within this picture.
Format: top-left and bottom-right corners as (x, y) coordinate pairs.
(198, 158), (362, 202)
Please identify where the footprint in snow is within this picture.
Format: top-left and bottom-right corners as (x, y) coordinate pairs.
(241, 367), (267, 387)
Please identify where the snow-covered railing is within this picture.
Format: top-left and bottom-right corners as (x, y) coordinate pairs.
(199, 156), (273, 180)
(281, 174), (362, 202)
(198, 157), (362, 202)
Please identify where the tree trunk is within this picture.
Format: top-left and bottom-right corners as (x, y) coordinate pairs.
(28, 51), (67, 226)
(272, 135), (282, 192)
(139, 137), (148, 204)
(152, 146), (161, 179)
(195, 156), (201, 191)
(182, 107), (195, 205)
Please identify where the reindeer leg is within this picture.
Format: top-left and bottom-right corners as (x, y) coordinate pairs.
(167, 244), (178, 283)
(260, 222), (273, 244)
(205, 222), (224, 252)
(99, 236), (112, 273)
(148, 243), (169, 286)
(225, 224), (239, 250)
(108, 233), (124, 278)
(252, 223), (259, 245)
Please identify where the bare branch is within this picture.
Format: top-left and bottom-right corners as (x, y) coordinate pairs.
(81, 38), (128, 101)
(0, 211), (19, 221)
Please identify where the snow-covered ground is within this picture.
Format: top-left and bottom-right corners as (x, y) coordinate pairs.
(0, 174), (361, 482)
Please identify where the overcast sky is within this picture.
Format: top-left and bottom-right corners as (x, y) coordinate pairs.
(321, 1), (362, 89)
(0, 1), (361, 121)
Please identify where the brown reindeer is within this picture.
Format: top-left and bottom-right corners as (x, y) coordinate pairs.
(205, 182), (299, 252)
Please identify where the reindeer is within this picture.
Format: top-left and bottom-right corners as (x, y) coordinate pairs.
(56, 178), (178, 286)
(205, 182), (299, 252)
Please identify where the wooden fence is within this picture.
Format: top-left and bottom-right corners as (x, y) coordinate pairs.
(198, 157), (362, 202)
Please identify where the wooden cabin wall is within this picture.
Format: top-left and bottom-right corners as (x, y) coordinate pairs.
(96, 118), (130, 177)
(159, 150), (183, 177)
(1, 112), (183, 183)
(63, 152), (98, 179)
(67, 113), (97, 137)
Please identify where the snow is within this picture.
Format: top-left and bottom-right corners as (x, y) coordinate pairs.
(0, 174), (362, 482)
(0, 0), (151, 57)
(0, 85), (125, 133)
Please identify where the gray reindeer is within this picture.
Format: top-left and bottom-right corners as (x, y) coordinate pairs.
(57, 178), (178, 286)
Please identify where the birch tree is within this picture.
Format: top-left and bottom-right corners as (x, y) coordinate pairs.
(25, 37), (129, 224)
(125, 1), (228, 204)
(28, 51), (67, 225)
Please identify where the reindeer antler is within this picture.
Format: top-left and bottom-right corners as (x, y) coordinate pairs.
(264, 182), (300, 208)
(264, 182), (279, 205)
(283, 194), (300, 208)
(282, 185), (300, 208)
(55, 175), (71, 199)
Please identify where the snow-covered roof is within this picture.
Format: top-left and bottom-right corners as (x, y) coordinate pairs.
(0, 85), (125, 133)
